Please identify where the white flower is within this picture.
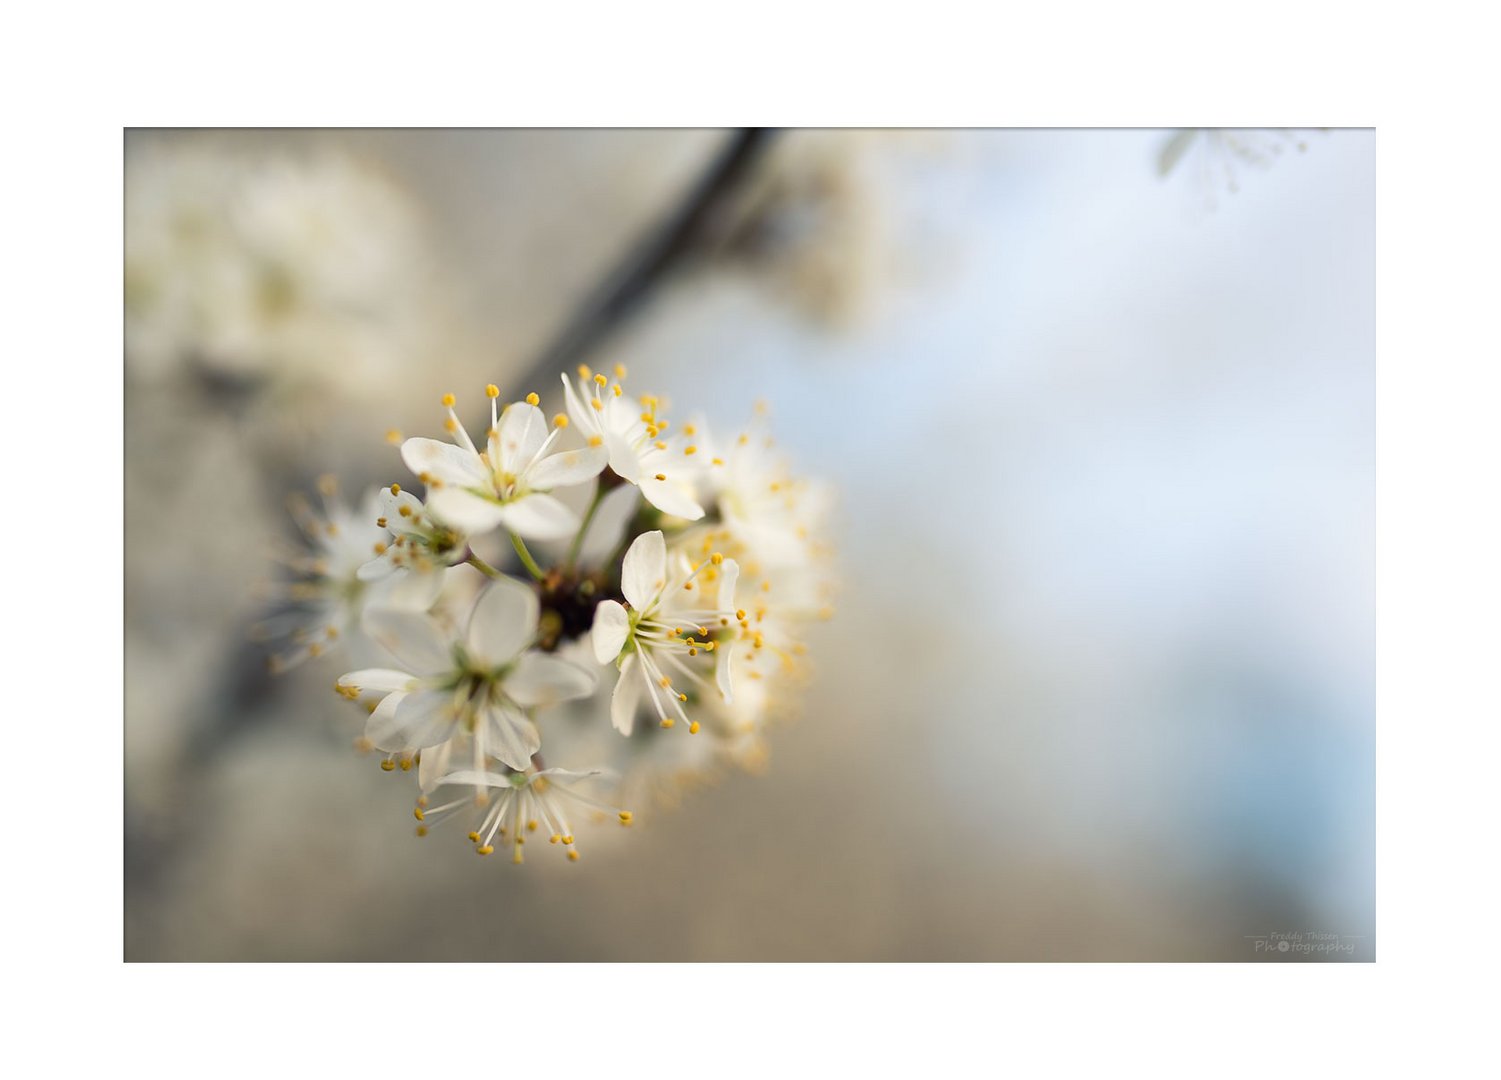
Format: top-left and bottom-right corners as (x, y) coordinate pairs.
(336, 575), (595, 771)
(259, 480), (440, 672)
(561, 366), (705, 520)
(401, 388), (608, 541)
(357, 482), (466, 582)
(125, 145), (445, 395)
(415, 767), (633, 863)
(589, 530), (741, 736)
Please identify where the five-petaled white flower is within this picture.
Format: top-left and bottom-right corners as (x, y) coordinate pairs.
(561, 367), (705, 520)
(337, 575), (595, 771)
(401, 387), (608, 541)
(590, 530), (741, 736)
(415, 767), (633, 863)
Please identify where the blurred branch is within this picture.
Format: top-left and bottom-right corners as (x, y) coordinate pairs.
(516, 127), (777, 386)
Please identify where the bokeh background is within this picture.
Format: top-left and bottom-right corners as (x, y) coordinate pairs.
(124, 129), (1374, 961)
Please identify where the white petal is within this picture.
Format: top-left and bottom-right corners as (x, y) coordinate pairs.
(417, 738), (453, 793)
(378, 488), (428, 536)
(426, 487), (508, 535)
(715, 640), (735, 703)
(496, 402), (547, 473)
(439, 769), (512, 789)
(561, 372), (595, 433)
(496, 492), (579, 540)
(364, 691), (408, 749)
(506, 652), (596, 706)
(378, 566), (447, 612)
(391, 690), (462, 749)
(525, 444), (609, 490)
(401, 437), (490, 488)
(638, 476), (704, 520)
(717, 557), (740, 612)
(590, 600), (630, 663)
(604, 429), (641, 482)
(356, 553), (396, 582)
(362, 609), (454, 677)
(337, 668), (417, 694)
(466, 575), (539, 668)
(620, 530), (667, 610)
(610, 653), (643, 735)
(484, 702), (541, 771)
(578, 484), (640, 568)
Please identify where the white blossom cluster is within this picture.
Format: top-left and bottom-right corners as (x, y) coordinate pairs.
(270, 366), (835, 864)
(125, 143), (448, 399)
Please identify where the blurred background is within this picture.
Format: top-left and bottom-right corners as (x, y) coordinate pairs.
(124, 128), (1374, 961)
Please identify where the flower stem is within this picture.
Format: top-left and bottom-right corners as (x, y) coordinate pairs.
(564, 486), (606, 572)
(509, 532), (547, 581)
(466, 551), (503, 580)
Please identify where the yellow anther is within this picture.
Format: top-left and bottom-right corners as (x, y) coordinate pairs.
(376, 516), (388, 528)
(711, 552), (723, 565)
(655, 441), (667, 450)
(444, 417), (458, 433)
(441, 393), (456, 407)
(373, 542), (387, 555)
(326, 626), (339, 639)
(415, 825), (428, 837)
(417, 795), (429, 808)
(738, 434), (749, 445)
(390, 483), (401, 495)
(398, 505), (412, 517)
(380, 760), (396, 772)
(588, 434), (603, 447)
(467, 831), (481, 843)
(527, 819), (538, 832)
(525, 392), (539, 406)
(577, 364), (591, 380)
(683, 424), (697, 436)
(353, 736), (373, 752)
(512, 848), (524, 865)
(689, 721), (700, 735)
(399, 758), (412, 771)
(659, 676), (672, 688)
(553, 413), (569, 428)
(593, 373), (608, 386)
(684, 445), (697, 456)
(413, 807), (425, 821)
(563, 835), (574, 845)
(590, 398), (603, 411)
(477, 845), (494, 856)
(735, 608), (746, 620)
(688, 648), (698, 656)
(712, 457), (724, 466)
(612, 384), (622, 397)
(550, 834), (561, 844)
(619, 811), (633, 825)
(677, 693), (687, 702)
(705, 641), (716, 652)
(646, 426), (659, 438)
(661, 718), (675, 729)
(614, 363), (627, 378)
(308, 643), (323, 658)
(641, 412), (655, 423)
(385, 428), (402, 445)
(655, 473), (667, 481)
(567, 849), (580, 861)
(486, 384), (501, 398)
